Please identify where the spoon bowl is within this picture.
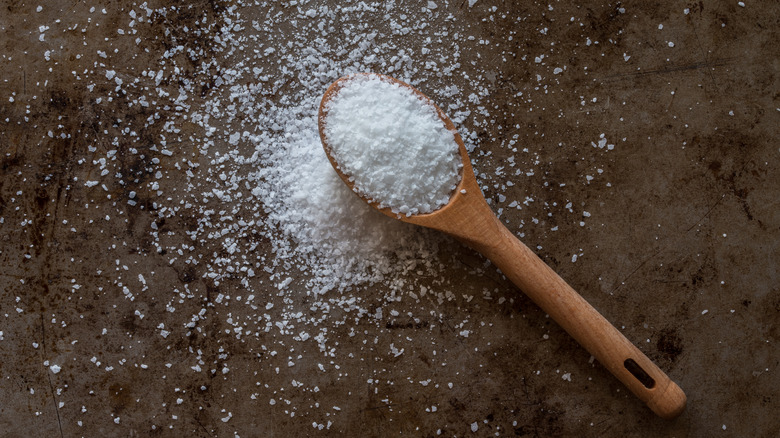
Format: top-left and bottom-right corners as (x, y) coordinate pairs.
(318, 73), (686, 419)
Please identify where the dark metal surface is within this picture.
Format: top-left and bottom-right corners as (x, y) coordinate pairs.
(1, 1), (777, 436)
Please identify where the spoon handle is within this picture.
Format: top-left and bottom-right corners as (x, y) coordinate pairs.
(469, 215), (686, 419)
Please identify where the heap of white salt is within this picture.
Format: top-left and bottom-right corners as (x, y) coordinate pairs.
(322, 74), (462, 216)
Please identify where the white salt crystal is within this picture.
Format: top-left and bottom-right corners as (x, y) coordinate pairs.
(323, 74), (462, 216)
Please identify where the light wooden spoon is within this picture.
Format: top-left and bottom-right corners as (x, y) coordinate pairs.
(318, 73), (686, 419)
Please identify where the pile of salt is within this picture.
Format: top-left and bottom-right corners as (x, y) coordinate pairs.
(322, 74), (462, 216)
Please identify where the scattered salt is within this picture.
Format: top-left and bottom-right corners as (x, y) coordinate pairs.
(2, 1), (673, 433)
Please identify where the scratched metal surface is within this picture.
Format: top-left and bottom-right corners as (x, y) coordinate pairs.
(0, 1), (778, 437)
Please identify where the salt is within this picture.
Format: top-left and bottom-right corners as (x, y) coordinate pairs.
(322, 74), (462, 216)
(14, 1), (645, 432)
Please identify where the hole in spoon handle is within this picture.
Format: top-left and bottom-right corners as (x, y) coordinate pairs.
(624, 358), (656, 389)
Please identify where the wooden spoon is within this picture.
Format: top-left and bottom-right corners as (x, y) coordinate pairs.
(318, 73), (686, 419)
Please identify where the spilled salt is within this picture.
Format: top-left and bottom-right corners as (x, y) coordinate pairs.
(322, 74), (462, 216)
(12, 1), (642, 432)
